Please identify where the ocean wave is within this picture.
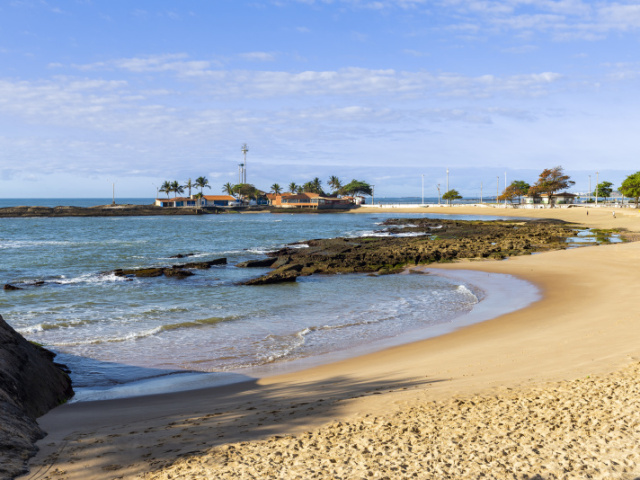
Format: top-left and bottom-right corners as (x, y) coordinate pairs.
(159, 316), (228, 332)
(455, 284), (479, 303)
(17, 318), (98, 334)
(47, 326), (165, 347)
(55, 272), (133, 285)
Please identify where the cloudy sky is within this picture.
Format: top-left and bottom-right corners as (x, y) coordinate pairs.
(1, 0), (640, 198)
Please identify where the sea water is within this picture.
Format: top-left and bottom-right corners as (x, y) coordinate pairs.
(0, 209), (523, 399)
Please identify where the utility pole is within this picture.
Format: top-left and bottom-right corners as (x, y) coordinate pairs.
(504, 171), (507, 206)
(421, 174), (424, 205)
(241, 143), (249, 184)
(371, 185), (375, 205)
(595, 171), (599, 206)
(437, 184), (441, 205)
(446, 168), (449, 194)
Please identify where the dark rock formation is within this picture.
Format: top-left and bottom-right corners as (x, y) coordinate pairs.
(236, 258), (278, 268)
(240, 219), (577, 285)
(0, 314), (74, 479)
(111, 258), (227, 280)
(3, 284), (21, 291)
(241, 269), (301, 285)
(0, 204), (222, 218)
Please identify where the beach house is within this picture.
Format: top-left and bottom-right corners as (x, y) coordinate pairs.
(522, 192), (576, 205)
(270, 192), (355, 210)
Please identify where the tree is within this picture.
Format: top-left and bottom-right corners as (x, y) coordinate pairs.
(271, 183), (282, 195)
(288, 182), (298, 194)
(339, 179), (373, 197)
(195, 176), (211, 197)
(233, 183), (261, 202)
(529, 166), (575, 205)
(184, 178), (194, 197)
(171, 180), (184, 197)
(620, 171), (640, 208)
(328, 176), (342, 194)
(159, 181), (172, 199)
(499, 180), (530, 203)
(302, 178), (324, 195)
(222, 182), (235, 196)
(593, 181), (613, 200)
(442, 189), (462, 205)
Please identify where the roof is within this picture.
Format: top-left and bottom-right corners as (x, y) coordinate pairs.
(203, 195), (237, 201)
(157, 197), (192, 202)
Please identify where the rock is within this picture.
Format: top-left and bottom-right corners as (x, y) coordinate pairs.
(0, 314), (74, 479)
(235, 258), (278, 268)
(169, 253), (196, 259)
(162, 268), (194, 279)
(114, 267), (165, 278)
(241, 269), (300, 285)
(180, 258), (227, 269)
(3, 284), (21, 291)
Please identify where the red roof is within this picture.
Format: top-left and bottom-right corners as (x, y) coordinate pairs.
(203, 195), (237, 201)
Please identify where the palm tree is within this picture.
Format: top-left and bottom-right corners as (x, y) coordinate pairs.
(296, 185), (304, 194)
(171, 180), (184, 197)
(312, 177), (322, 194)
(271, 183), (282, 195)
(159, 180), (172, 199)
(288, 182), (298, 194)
(195, 176), (211, 197)
(328, 176), (342, 194)
(222, 182), (235, 196)
(184, 178), (194, 197)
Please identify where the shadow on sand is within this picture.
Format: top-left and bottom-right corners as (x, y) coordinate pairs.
(24, 356), (443, 479)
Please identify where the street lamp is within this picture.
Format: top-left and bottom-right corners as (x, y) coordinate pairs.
(371, 185), (375, 205)
(595, 171), (599, 206)
(437, 184), (441, 205)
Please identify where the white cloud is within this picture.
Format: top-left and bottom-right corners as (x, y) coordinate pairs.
(239, 52), (278, 62)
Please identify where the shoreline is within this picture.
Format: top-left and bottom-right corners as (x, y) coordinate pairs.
(70, 269), (539, 403)
(20, 210), (640, 479)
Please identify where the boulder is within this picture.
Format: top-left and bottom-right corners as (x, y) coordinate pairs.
(0, 314), (74, 479)
(235, 258), (278, 268)
(3, 284), (21, 291)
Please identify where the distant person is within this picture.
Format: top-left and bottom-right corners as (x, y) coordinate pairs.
(613, 211), (616, 218)
(586, 210), (588, 216)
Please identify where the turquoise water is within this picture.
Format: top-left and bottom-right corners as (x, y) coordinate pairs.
(0, 210), (511, 392)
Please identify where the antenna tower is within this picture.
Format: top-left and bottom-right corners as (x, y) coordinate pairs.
(241, 143), (249, 184)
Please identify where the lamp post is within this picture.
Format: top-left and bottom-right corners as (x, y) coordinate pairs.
(371, 185), (375, 205)
(588, 175), (591, 205)
(152, 183), (158, 200)
(595, 171), (599, 206)
(480, 182), (483, 204)
(437, 184), (441, 205)
(496, 176), (499, 204)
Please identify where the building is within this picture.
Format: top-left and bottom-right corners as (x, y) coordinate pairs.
(155, 195), (238, 208)
(522, 192), (576, 205)
(202, 195), (238, 207)
(270, 192), (355, 210)
(155, 197), (196, 207)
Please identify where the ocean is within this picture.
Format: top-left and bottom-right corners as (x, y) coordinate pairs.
(0, 202), (530, 400)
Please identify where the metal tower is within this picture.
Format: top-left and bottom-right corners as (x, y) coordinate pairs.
(241, 143), (249, 184)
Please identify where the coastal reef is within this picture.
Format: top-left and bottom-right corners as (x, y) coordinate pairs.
(239, 218), (576, 285)
(0, 314), (74, 480)
(0, 204), (220, 217)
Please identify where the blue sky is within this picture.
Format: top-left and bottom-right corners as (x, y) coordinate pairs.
(1, 0), (640, 198)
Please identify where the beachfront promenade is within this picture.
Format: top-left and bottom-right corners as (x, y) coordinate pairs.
(20, 206), (640, 480)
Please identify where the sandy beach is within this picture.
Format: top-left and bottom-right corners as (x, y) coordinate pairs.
(20, 206), (640, 480)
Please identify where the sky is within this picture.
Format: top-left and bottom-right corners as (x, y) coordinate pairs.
(1, 0), (640, 198)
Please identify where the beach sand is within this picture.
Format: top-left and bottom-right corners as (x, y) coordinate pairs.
(21, 207), (640, 480)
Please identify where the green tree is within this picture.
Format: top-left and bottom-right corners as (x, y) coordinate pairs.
(593, 181), (613, 199)
(529, 166), (575, 205)
(271, 183), (282, 195)
(288, 182), (298, 194)
(620, 171), (640, 208)
(171, 180), (184, 198)
(499, 180), (530, 203)
(222, 182), (235, 196)
(328, 175), (342, 194)
(195, 176), (211, 197)
(442, 189), (462, 205)
(184, 178), (195, 197)
(339, 179), (373, 197)
(159, 180), (172, 199)
(233, 183), (261, 202)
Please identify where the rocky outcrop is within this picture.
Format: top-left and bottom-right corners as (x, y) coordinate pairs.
(0, 204), (221, 218)
(0, 314), (74, 479)
(240, 219), (577, 285)
(111, 258), (227, 280)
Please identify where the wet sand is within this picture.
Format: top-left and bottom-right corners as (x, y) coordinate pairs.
(21, 207), (640, 480)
